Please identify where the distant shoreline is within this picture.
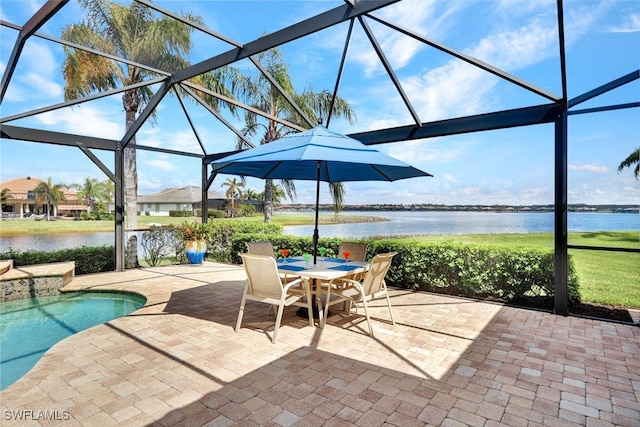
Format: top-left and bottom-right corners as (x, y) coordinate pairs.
(278, 204), (639, 214)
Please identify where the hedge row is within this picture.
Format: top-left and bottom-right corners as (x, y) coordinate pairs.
(0, 246), (115, 275)
(207, 222), (283, 262)
(1, 222), (581, 309)
(230, 234), (581, 307)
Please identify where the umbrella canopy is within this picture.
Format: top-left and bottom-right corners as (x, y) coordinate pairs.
(211, 125), (432, 261)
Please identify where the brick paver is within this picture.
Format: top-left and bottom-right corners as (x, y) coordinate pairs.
(1, 262), (638, 426)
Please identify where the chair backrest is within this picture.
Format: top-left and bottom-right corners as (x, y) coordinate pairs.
(361, 252), (396, 295)
(246, 241), (277, 259)
(337, 242), (368, 262)
(240, 253), (284, 299)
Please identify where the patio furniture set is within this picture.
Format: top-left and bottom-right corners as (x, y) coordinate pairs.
(235, 241), (397, 343)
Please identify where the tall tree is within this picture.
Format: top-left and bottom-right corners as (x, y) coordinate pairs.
(244, 188), (260, 201)
(1, 187), (13, 218)
(618, 148), (639, 179)
(237, 48), (355, 223)
(34, 177), (66, 221)
(1, 188), (12, 212)
(221, 177), (245, 216)
(270, 184), (287, 206)
(69, 177), (110, 212)
(61, 0), (239, 267)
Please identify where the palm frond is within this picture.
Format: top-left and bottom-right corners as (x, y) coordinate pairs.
(617, 148), (639, 179)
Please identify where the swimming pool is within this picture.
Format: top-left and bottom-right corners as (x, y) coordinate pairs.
(0, 291), (146, 390)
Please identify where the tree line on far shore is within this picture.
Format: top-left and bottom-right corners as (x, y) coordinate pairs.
(278, 203), (639, 213)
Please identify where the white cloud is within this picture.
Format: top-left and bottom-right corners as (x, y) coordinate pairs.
(382, 0), (622, 123)
(443, 173), (456, 183)
(22, 72), (63, 99)
(569, 164), (609, 173)
(143, 157), (177, 172)
(609, 13), (640, 33)
(138, 128), (202, 153)
(349, 0), (473, 75)
(37, 105), (123, 139)
(2, 40), (62, 102)
(384, 138), (476, 167)
(346, 0), (437, 76)
(410, 10), (561, 119)
(563, 1), (614, 44)
(469, 14), (558, 70)
(21, 41), (58, 76)
(494, 0), (549, 16)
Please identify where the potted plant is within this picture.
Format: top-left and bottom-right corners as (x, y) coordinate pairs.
(176, 221), (210, 265)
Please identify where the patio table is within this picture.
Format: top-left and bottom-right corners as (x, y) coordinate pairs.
(277, 257), (369, 319)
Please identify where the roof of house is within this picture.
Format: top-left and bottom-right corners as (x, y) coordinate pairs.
(137, 186), (226, 204)
(1, 177), (79, 201)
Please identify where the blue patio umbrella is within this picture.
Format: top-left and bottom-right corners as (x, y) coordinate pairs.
(211, 125), (432, 262)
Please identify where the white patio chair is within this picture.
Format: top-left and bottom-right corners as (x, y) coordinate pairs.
(245, 241), (300, 284)
(321, 252), (397, 337)
(235, 253), (314, 343)
(245, 241), (277, 258)
(337, 241), (368, 262)
(337, 241), (368, 281)
(321, 242), (370, 308)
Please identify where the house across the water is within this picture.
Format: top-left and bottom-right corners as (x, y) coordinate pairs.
(0, 177), (85, 218)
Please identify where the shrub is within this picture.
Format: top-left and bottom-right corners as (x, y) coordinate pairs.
(230, 234), (353, 264)
(229, 235), (581, 308)
(141, 226), (183, 266)
(77, 211), (115, 221)
(0, 246), (115, 275)
(207, 221), (283, 262)
(195, 209), (225, 218)
(240, 204), (256, 217)
(169, 210), (192, 217)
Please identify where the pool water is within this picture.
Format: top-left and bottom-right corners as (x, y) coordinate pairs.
(0, 292), (146, 390)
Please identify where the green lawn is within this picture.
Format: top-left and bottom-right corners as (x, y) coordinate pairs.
(404, 232), (640, 308)
(0, 213), (378, 234)
(2, 215), (638, 308)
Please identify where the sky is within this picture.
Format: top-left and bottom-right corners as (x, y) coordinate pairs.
(1, 0), (639, 207)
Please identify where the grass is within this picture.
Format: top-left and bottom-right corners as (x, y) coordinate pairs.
(0, 213), (381, 234)
(404, 232), (640, 309)
(2, 215), (638, 308)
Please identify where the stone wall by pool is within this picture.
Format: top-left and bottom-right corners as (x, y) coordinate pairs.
(0, 261), (75, 301)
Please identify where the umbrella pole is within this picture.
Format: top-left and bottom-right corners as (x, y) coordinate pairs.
(313, 161), (321, 265)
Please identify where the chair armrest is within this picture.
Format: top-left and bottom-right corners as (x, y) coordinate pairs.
(282, 277), (306, 292)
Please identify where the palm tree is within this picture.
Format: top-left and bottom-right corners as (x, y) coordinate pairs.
(618, 148), (639, 179)
(221, 177), (245, 216)
(0, 188), (13, 205)
(34, 177), (66, 221)
(61, 0), (239, 267)
(271, 184), (288, 206)
(237, 47), (355, 223)
(69, 177), (110, 213)
(244, 188), (261, 201)
(1, 187), (13, 218)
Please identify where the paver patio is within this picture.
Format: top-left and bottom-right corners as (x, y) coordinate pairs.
(1, 261), (638, 426)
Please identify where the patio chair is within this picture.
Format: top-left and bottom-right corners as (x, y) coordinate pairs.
(235, 253), (314, 343)
(334, 241), (369, 284)
(245, 241), (277, 258)
(246, 241), (299, 284)
(337, 241), (368, 262)
(321, 252), (397, 337)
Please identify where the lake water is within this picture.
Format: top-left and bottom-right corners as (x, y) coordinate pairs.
(1, 211), (638, 253)
(283, 211), (639, 238)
